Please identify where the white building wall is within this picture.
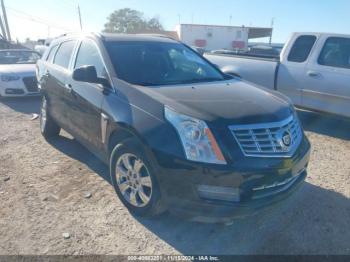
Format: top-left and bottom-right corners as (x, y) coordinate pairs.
(176, 24), (249, 51)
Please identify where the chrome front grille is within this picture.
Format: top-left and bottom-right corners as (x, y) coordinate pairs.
(229, 115), (302, 157)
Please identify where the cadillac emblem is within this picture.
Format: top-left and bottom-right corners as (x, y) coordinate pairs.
(277, 130), (292, 151)
(282, 131), (292, 147)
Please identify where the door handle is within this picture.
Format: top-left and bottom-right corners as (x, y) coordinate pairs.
(307, 71), (321, 78)
(44, 70), (50, 78)
(64, 83), (72, 93)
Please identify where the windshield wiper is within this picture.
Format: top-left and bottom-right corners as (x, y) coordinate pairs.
(175, 77), (224, 84)
(134, 78), (224, 87)
(134, 82), (162, 87)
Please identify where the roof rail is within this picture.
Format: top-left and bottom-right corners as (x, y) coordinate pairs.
(56, 32), (80, 38)
(92, 32), (105, 40)
(51, 32), (102, 42)
(136, 33), (177, 41)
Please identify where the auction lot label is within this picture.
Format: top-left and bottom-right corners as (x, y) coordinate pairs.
(1, 256), (350, 262)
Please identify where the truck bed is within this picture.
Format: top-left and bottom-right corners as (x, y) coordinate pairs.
(206, 52), (280, 61)
(205, 53), (279, 90)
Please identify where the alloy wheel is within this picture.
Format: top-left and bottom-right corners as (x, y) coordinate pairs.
(115, 153), (153, 207)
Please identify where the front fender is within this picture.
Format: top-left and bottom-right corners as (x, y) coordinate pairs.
(102, 92), (185, 162)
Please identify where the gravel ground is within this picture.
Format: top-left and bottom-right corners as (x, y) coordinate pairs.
(0, 97), (349, 255)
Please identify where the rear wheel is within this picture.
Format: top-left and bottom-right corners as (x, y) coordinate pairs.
(110, 138), (165, 217)
(40, 96), (60, 139)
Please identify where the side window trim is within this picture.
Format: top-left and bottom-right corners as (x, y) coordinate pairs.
(46, 44), (59, 63)
(68, 40), (81, 71)
(53, 41), (63, 65)
(71, 40), (83, 70)
(43, 47), (51, 61)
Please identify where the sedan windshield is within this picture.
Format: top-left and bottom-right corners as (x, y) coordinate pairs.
(0, 50), (41, 65)
(105, 41), (226, 86)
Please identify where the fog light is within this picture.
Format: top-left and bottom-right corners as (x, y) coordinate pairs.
(197, 185), (240, 202)
(5, 88), (24, 95)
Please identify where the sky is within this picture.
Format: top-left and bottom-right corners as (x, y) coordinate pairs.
(5, 0), (350, 43)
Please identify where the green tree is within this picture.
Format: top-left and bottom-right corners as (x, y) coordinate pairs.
(103, 8), (164, 33)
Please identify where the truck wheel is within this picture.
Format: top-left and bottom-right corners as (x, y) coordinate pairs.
(40, 96), (60, 139)
(110, 138), (165, 217)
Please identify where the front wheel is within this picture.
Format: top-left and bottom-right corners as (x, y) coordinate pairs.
(40, 96), (60, 139)
(110, 138), (165, 217)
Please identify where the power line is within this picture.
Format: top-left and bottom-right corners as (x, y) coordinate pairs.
(54, 0), (85, 31)
(7, 10), (70, 31)
(6, 6), (72, 31)
(5, 1), (83, 40)
(38, 0), (83, 30)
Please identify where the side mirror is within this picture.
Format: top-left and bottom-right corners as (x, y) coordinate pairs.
(72, 65), (110, 87)
(221, 68), (241, 79)
(73, 65), (98, 83)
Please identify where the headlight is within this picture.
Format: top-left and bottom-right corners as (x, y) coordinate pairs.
(165, 107), (226, 165)
(1, 75), (20, 82)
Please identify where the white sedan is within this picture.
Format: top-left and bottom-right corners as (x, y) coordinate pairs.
(0, 49), (41, 97)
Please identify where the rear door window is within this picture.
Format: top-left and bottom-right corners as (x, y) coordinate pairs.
(288, 35), (317, 63)
(318, 37), (350, 69)
(47, 45), (59, 62)
(53, 40), (76, 69)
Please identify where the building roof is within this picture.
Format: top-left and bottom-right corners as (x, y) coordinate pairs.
(248, 27), (273, 39)
(179, 24), (272, 39)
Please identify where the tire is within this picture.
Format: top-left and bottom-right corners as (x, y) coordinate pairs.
(110, 138), (165, 217)
(40, 96), (60, 139)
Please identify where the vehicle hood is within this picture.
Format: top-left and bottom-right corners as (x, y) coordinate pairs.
(0, 64), (36, 75)
(136, 79), (293, 127)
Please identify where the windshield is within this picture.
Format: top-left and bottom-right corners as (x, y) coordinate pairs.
(0, 50), (41, 65)
(105, 41), (226, 86)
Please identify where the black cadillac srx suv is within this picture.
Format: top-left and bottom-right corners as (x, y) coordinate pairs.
(37, 33), (310, 222)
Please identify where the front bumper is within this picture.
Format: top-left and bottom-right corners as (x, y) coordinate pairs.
(152, 136), (311, 223)
(1, 88), (40, 97)
(0, 77), (39, 97)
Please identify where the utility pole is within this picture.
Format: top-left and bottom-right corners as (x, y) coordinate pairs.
(77, 4), (83, 30)
(0, 15), (7, 40)
(269, 18), (274, 45)
(1, 0), (10, 41)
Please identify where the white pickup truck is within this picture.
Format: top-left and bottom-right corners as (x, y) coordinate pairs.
(205, 33), (350, 118)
